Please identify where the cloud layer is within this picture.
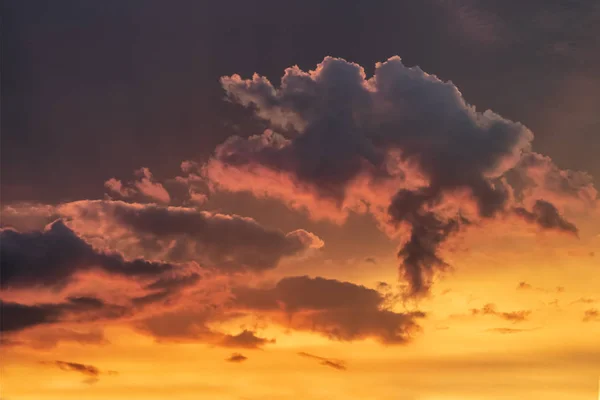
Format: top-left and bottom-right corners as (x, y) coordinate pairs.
(58, 200), (323, 272)
(232, 276), (424, 344)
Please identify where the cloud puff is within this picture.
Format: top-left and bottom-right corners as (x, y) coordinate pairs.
(105, 167), (171, 204)
(204, 56), (590, 297)
(46, 360), (100, 377)
(226, 353), (248, 363)
(582, 308), (599, 322)
(41, 360), (117, 384)
(297, 351), (347, 370)
(232, 276), (424, 344)
(104, 178), (136, 198)
(220, 329), (275, 349)
(58, 200), (323, 272)
(172, 161), (210, 206)
(0, 219), (173, 289)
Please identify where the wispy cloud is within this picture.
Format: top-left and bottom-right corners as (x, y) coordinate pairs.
(298, 352), (347, 371)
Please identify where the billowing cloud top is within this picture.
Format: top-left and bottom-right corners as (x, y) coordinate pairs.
(207, 56), (594, 296)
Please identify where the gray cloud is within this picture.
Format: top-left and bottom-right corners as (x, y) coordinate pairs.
(0, 219), (174, 289)
(514, 200), (578, 235)
(59, 200), (323, 272)
(1, 301), (62, 333)
(105, 167), (171, 204)
(1, 297), (128, 333)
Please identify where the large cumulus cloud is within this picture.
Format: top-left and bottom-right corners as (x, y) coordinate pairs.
(205, 56), (595, 296)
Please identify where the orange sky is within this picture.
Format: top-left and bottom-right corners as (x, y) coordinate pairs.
(2, 202), (599, 399)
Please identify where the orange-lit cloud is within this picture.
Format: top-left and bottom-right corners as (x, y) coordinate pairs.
(105, 168), (171, 204)
(202, 56), (596, 297)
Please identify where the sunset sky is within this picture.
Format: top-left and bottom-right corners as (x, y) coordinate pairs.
(1, 1), (599, 399)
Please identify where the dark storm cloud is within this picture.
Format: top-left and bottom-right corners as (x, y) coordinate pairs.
(0, 301), (62, 333)
(59, 200), (323, 272)
(232, 276), (424, 344)
(298, 351), (347, 371)
(388, 189), (468, 294)
(0, 219), (173, 289)
(220, 330), (275, 349)
(0, 297), (128, 333)
(219, 56), (530, 209)
(209, 56), (588, 297)
(470, 304), (531, 323)
(226, 353), (248, 363)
